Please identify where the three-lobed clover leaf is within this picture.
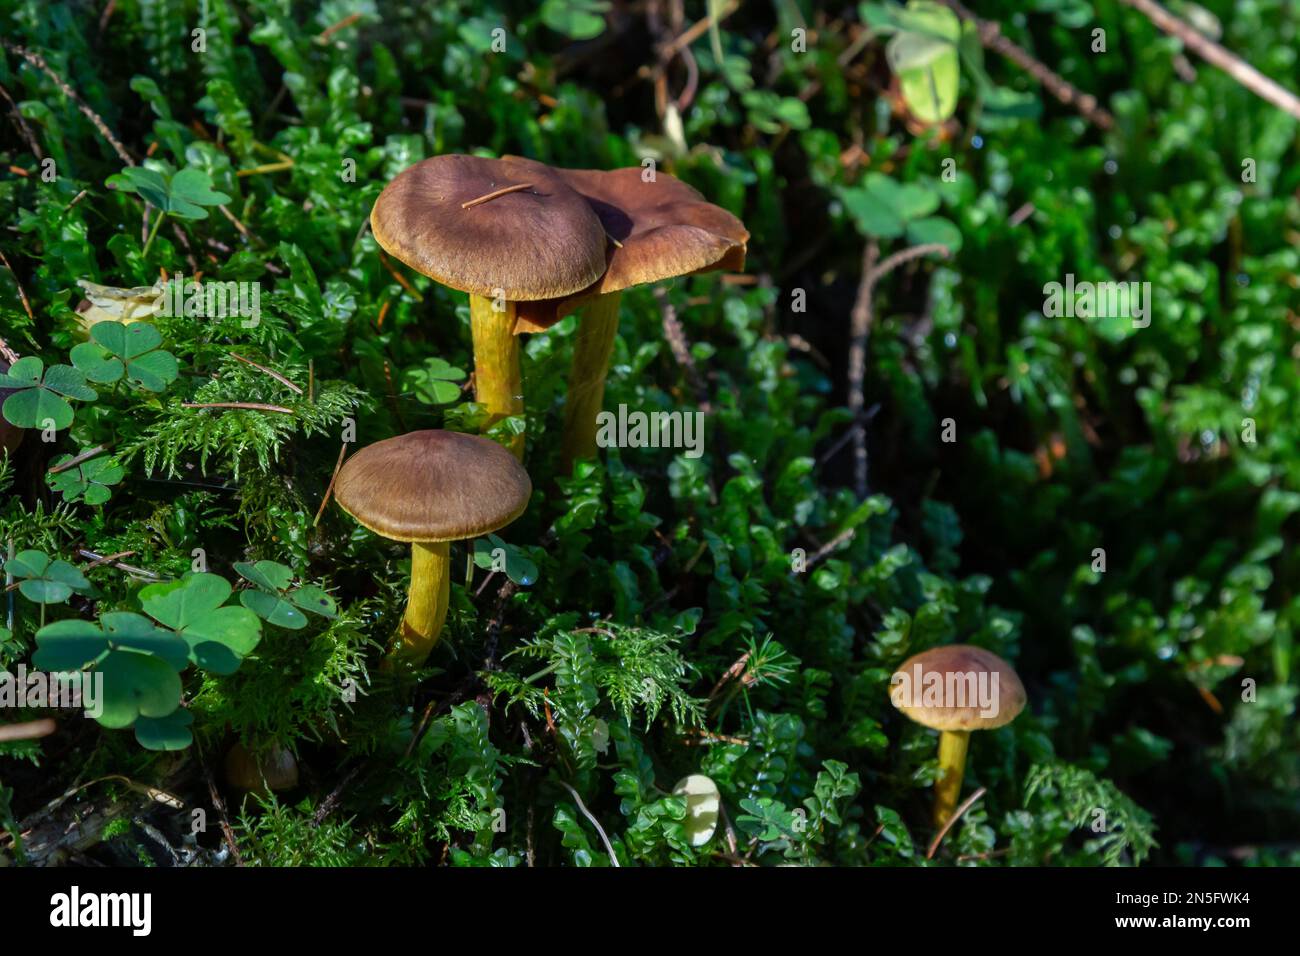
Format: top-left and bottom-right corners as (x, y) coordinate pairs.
(472, 533), (539, 587)
(0, 356), (97, 430)
(234, 560), (338, 630)
(139, 572), (262, 674)
(5, 549), (92, 604)
(108, 165), (231, 221)
(70, 321), (178, 392)
(33, 612), (190, 672)
(47, 449), (125, 505)
(405, 357), (466, 405)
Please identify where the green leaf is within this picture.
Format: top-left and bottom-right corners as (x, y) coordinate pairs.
(233, 559), (295, 592)
(6, 549), (90, 604)
(540, 0), (609, 39)
(134, 708), (194, 750)
(168, 167), (232, 219)
(70, 321), (178, 392)
(405, 357), (466, 405)
(109, 164), (230, 220)
(140, 572), (262, 667)
(0, 357), (96, 430)
(47, 450), (125, 505)
(240, 588), (307, 629)
(887, 3), (962, 124)
(234, 560), (337, 627)
(33, 612), (189, 671)
(95, 649), (182, 729)
(906, 216), (963, 253)
(472, 534), (538, 586)
(32, 618), (111, 670)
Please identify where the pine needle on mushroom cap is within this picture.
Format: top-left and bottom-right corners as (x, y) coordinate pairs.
(333, 430), (532, 543)
(368, 154), (608, 302)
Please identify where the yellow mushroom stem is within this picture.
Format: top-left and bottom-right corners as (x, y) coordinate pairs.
(469, 293), (524, 460)
(391, 540), (451, 666)
(560, 291), (623, 471)
(933, 729), (970, 828)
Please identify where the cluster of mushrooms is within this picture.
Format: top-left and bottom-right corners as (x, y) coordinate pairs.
(230, 154), (1030, 839)
(328, 153), (750, 668)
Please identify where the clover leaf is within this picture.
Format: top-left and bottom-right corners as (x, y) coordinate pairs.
(139, 572), (261, 673)
(5, 549), (91, 604)
(108, 163), (232, 256)
(234, 560), (338, 630)
(0, 356), (97, 430)
(109, 164), (231, 221)
(70, 321), (178, 392)
(133, 708), (194, 750)
(406, 357), (466, 405)
(47, 449), (125, 505)
(33, 612), (190, 672)
(473, 534), (538, 586)
(95, 649), (183, 729)
(540, 0), (609, 40)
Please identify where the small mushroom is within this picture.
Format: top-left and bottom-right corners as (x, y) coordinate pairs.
(511, 165), (749, 470)
(672, 773), (721, 847)
(369, 155), (608, 459)
(224, 742), (299, 795)
(889, 645), (1025, 828)
(333, 429), (532, 666)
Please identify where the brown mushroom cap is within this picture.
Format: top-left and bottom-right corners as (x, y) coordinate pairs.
(512, 163), (749, 331)
(889, 645), (1025, 731)
(224, 742), (299, 793)
(334, 430), (531, 543)
(369, 154), (608, 301)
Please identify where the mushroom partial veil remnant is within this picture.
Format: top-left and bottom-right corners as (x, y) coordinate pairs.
(889, 644), (1026, 828)
(369, 155), (607, 460)
(332, 430), (532, 666)
(673, 773), (722, 847)
(511, 164), (749, 471)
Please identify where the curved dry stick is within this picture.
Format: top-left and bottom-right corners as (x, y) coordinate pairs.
(0, 40), (134, 165)
(0, 718), (56, 742)
(938, 0), (1115, 130)
(926, 785), (986, 859)
(556, 780), (620, 867)
(848, 242), (951, 496)
(1120, 0), (1300, 120)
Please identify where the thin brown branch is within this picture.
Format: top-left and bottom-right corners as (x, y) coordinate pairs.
(0, 250), (34, 325)
(1, 40), (135, 164)
(229, 352), (303, 394)
(316, 11), (363, 43)
(77, 549), (158, 579)
(937, 0), (1114, 130)
(196, 740), (244, 866)
(556, 780), (620, 867)
(1120, 0), (1300, 120)
(47, 444), (107, 475)
(182, 401), (295, 414)
(655, 287), (710, 411)
(313, 442), (348, 527)
(0, 718), (56, 742)
(848, 242), (950, 496)
(927, 786), (986, 859)
(0, 80), (42, 159)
